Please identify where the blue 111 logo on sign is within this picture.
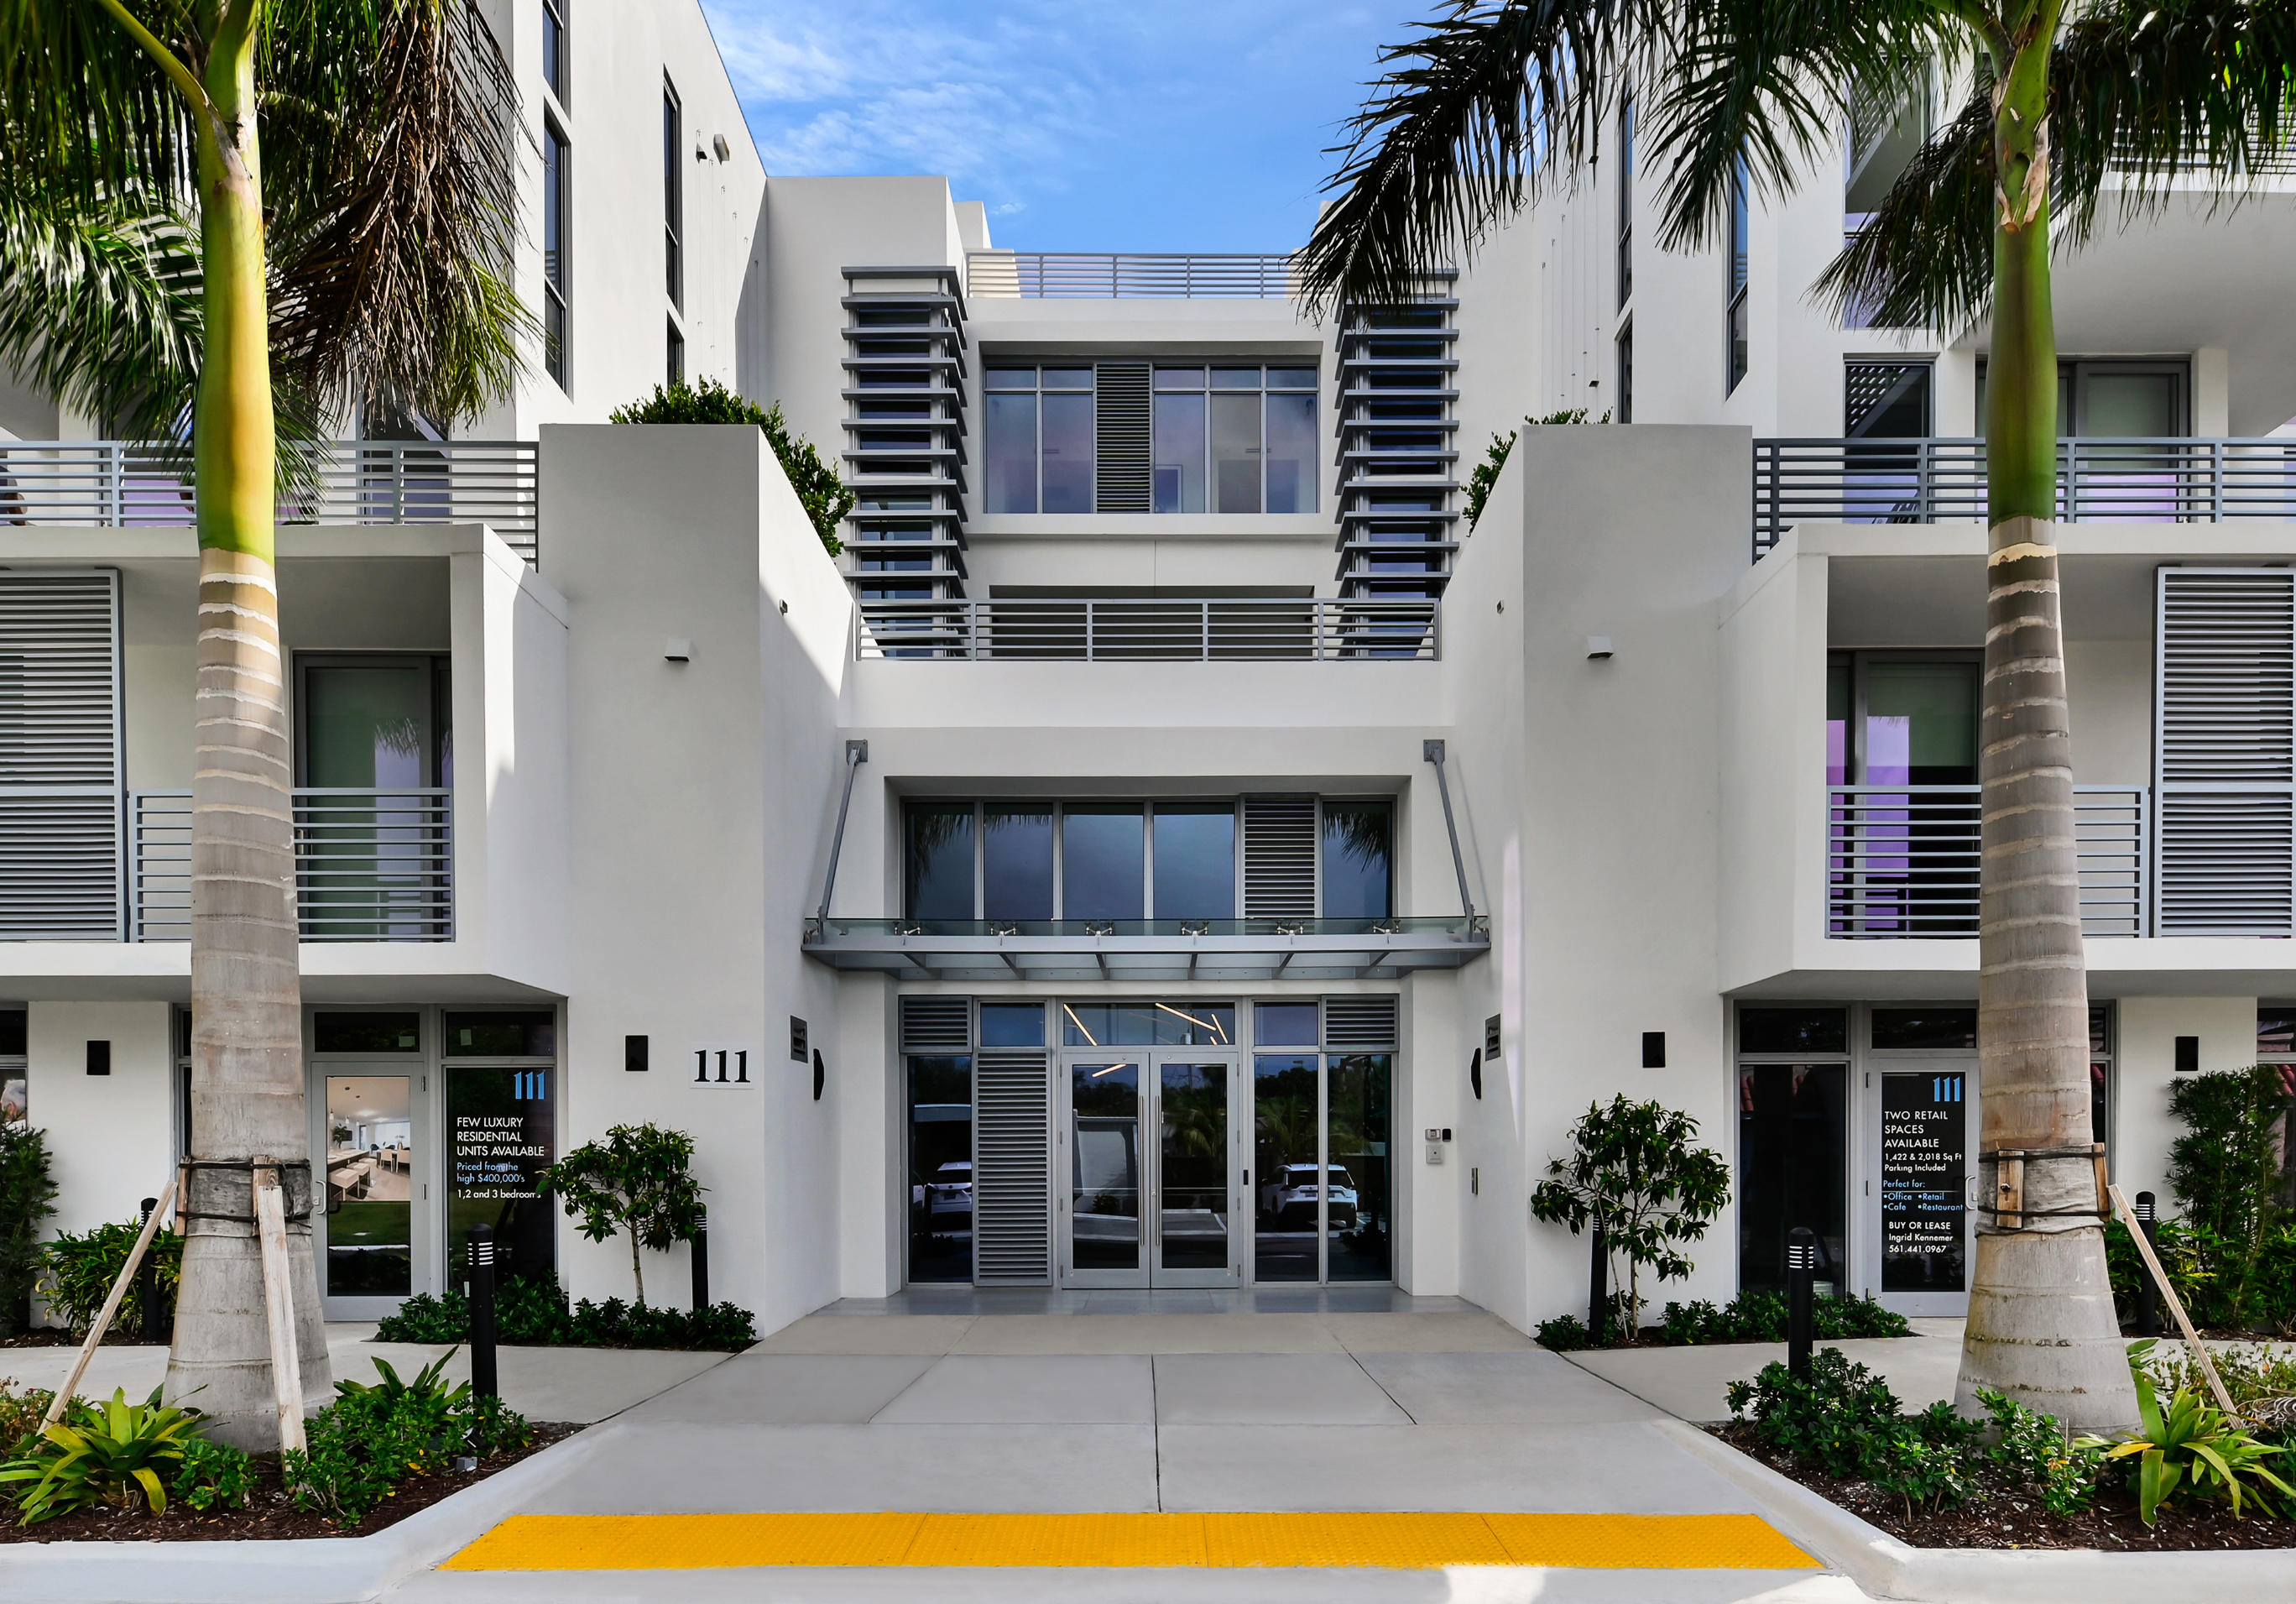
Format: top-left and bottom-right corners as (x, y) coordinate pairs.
(691, 1042), (756, 1089)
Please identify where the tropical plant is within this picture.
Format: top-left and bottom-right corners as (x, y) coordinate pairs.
(2080, 1342), (2296, 1523)
(540, 1125), (707, 1307)
(170, 1435), (258, 1513)
(1301, 0), (2296, 1430)
(1, 0), (527, 1445)
(0, 1387), (205, 1523)
(611, 378), (853, 554)
(1531, 1096), (1730, 1337)
(0, 1124), (56, 1337)
(39, 1217), (183, 1338)
(2168, 1064), (2296, 1324)
(1464, 408), (1606, 529)
(1660, 1290), (1910, 1345)
(334, 1350), (465, 1409)
(284, 1361), (531, 1525)
(2139, 1340), (2296, 1443)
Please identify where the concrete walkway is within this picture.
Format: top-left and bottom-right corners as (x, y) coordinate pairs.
(1562, 1319), (1965, 1424)
(0, 1324), (732, 1424)
(387, 1291), (1849, 1603)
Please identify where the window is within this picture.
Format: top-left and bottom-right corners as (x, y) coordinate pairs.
(662, 80), (682, 310)
(1735, 1005), (1848, 1294)
(1615, 321), (1634, 426)
(542, 118), (570, 389)
(2253, 1006), (2296, 1207)
(1616, 88), (1634, 309)
(984, 367), (1094, 515)
(907, 1054), (973, 1281)
(983, 363), (1315, 515)
(0, 1008), (23, 1124)
(1828, 654), (1981, 935)
(1974, 358), (2189, 439)
(443, 1013), (558, 1288)
(1826, 653), (1980, 786)
(540, 0), (566, 106)
(1725, 158), (1750, 394)
(1320, 801), (1391, 920)
(665, 318), (684, 387)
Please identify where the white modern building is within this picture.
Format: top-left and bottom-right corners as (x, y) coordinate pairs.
(3, 3), (2294, 1341)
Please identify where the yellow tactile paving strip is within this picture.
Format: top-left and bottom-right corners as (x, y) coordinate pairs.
(443, 1511), (1818, 1571)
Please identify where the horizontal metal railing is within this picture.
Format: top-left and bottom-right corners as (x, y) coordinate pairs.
(0, 440), (538, 562)
(966, 251), (1300, 300)
(810, 917), (1478, 939)
(856, 597), (1440, 661)
(1753, 437), (2296, 556)
(1826, 784), (2147, 938)
(131, 787), (453, 942)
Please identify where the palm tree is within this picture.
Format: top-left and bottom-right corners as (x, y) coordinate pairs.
(1, 0), (524, 1445)
(1301, 0), (2295, 1431)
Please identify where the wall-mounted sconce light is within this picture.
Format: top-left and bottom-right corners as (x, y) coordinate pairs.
(1586, 635), (1615, 660)
(665, 638), (692, 663)
(812, 1048), (826, 1101)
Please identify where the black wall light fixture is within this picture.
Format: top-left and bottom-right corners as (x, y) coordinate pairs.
(1641, 1032), (1666, 1068)
(2173, 1035), (2199, 1074)
(626, 1034), (649, 1072)
(86, 1040), (111, 1077)
(1469, 1047), (1483, 1100)
(811, 1047), (826, 1101)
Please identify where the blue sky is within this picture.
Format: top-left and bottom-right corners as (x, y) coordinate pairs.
(696, 1), (1411, 253)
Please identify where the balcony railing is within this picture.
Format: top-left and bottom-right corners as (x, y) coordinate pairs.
(1753, 437), (2296, 556)
(131, 788), (453, 942)
(1827, 784), (2147, 938)
(858, 597), (1441, 661)
(805, 915), (1487, 981)
(0, 440), (539, 562)
(966, 251), (1299, 300)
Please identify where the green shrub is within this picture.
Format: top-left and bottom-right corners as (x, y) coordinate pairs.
(284, 1354), (535, 1526)
(608, 379), (850, 554)
(2083, 1343), (2295, 1523)
(39, 1219), (182, 1338)
(1533, 1314), (1590, 1351)
(540, 1124), (705, 1308)
(371, 1272), (754, 1351)
(372, 1287), (467, 1344)
(2103, 1216), (2216, 1324)
(2168, 1064), (2295, 1327)
(0, 1125), (56, 1337)
(1660, 1291), (1908, 1345)
(0, 1383), (54, 1457)
(1463, 409), (1608, 530)
(1978, 1387), (2111, 1518)
(170, 1437), (258, 1513)
(1531, 1096), (1730, 1338)
(0, 1388), (203, 1523)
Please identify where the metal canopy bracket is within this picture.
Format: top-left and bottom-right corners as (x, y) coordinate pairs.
(811, 741), (869, 933)
(1422, 739), (1480, 929)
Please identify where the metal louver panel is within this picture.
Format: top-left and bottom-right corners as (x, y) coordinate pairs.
(1323, 995), (1399, 1050)
(2155, 568), (2296, 933)
(1243, 797), (1317, 917)
(973, 1048), (1051, 1284)
(1094, 363), (1151, 512)
(900, 995), (971, 1051)
(0, 571), (123, 938)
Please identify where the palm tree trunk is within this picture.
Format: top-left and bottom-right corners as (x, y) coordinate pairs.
(1956, 19), (2136, 1432)
(148, 0), (332, 1447)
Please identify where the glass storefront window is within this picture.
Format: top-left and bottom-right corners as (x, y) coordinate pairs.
(1738, 1007), (1847, 1055)
(1737, 1063), (1847, 1293)
(446, 1062), (555, 1288)
(1255, 1003), (1318, 1046)
(978, 1004), (1046, 1048)
(1253, 1053), (1318, 1282)
(324, 1075), (414, 1295)
(1326, 1053), (1392, 1281)
(315, 1012), (420, 1054)
(443, 1012), (554, 1058)
(908, 1055), (973, 1282)
(1870, 1008), (1976, 1052)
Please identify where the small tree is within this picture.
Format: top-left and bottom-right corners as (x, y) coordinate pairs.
(2168, 1064), (2295, 1324)
(540, 1124), (705, 1306)
(610, 377), (852, 554)
(1532, 1096), (1730, 1341)
(0, 1124), (57, 1338)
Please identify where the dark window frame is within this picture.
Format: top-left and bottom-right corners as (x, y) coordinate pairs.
(662, 77), (683, 311)
(542, 115), (571, 390)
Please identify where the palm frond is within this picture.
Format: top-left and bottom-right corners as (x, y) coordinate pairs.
(1297, 0), (1664, 315)
(1810, 81), (1995, 332)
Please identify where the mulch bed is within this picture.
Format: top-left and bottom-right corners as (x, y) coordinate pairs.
(0, 1423), (576, 1544)
(0, 1331), (162, 1349)
(1714, 1424), (2295, 1551)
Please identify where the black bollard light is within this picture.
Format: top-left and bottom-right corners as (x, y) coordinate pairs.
(469, 1225), (498, 1404)
(1588, 1215), (1610, 1345)
(1786, 1226), (1817, 1380)
(2134, 1191), (2160, 1338)
(691, 1206), (711, 1313)
(137, 1197), (163, 1343)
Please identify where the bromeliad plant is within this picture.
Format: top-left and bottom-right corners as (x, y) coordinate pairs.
(2082, 1341), (2296, 1523)
(0, 1388), (205, 1523)
(1531, 1096), (1730, 1340)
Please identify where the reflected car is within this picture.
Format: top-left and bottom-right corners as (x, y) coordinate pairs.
(1260, 1163), (1358, 1226)
(911, 1161), (973, 1224)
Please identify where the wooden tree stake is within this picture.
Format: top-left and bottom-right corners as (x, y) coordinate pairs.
(41, 1178), (178, 1429)
(2107, 1183), (2238, 1419)
(253, 1159), (308, 1455)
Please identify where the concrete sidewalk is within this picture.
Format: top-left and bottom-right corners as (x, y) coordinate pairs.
(0, 1324), (732, 1424)
(1559, 1319), (1965, 1424)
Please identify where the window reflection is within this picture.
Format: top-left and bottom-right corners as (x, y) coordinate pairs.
(1320, 802), (1391, 919)
(908, 1056), (973, 1282)
(1071, 1061), (1140, 1270)
(984, 805), (1052, 921)
(1152, 803), (1234, 920)
(905, 802), (974, 921)
(1062, 804), (1144, 921)
(1254, 1054), (1319, 1282)
(1326, 1054), (1392, 1281)
(325, 1076), (413, 1296)
(1736, 1063), (1847, 1294)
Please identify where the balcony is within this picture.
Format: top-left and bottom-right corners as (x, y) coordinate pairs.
(804, 916), (1485, 981)
(857, 597), (1440, 661)
(965, 252), (1300, 300)
(1753, 437), (2296, 557)
(1826, 785), (2147, 938)
(0, 440), (539, 562)
(129, 789), (453, 942)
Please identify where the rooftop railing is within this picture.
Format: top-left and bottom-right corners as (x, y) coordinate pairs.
(1753, 436), (2296, 557)
(0, 440), (539, 562)
(856, 596), (1440, 661)
(967, 251), (1300, 300)
(1827, 784), (2147, 938)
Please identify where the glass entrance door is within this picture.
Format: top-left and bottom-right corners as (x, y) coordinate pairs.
(1865, 1058), (1975, 1315)
(315, 1060), (434, 1319)
(1061, 1052), (1239, 1288)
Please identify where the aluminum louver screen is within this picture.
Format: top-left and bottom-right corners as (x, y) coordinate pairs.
(0, 572), (122, 938)
(1094, 363), (1151, 512)
(2155, 567), (2296, 933)
(1243, 796), (1317, 917)
(1323, 995), (1399, 1050)
(900, 995), (971, 1051)
(973, 1048), (1051, 1284)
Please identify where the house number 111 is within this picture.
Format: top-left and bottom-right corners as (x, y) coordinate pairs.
(691, 1042), (755, 1088)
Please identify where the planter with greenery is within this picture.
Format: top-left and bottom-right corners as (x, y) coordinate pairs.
(1537, 1289), (1912, 1352)
(0, 1126), (56, 1339)
(372, 1271), (754, 1351)
(610, 378), (853, 554)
